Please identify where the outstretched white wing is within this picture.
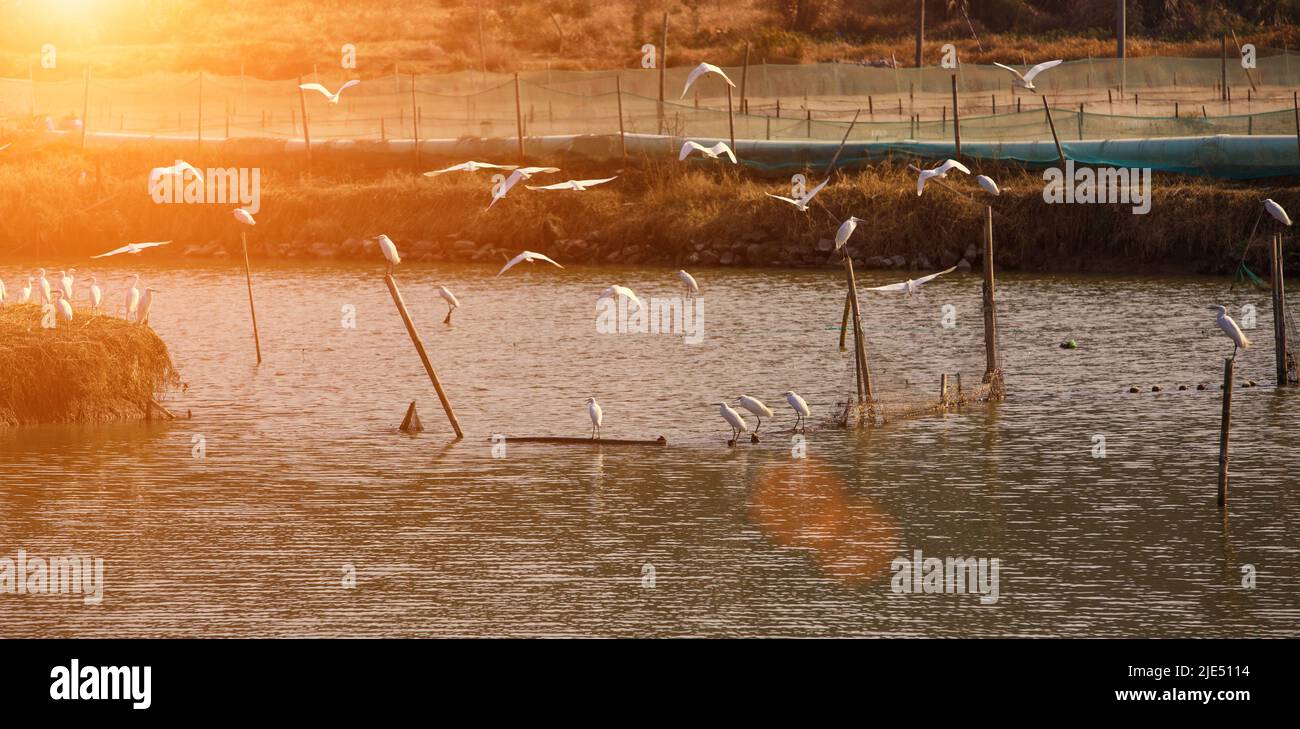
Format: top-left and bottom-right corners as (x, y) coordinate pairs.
(528, 177), (617, 191)
(90, 244), (133, 259)
(934, 159), (971, 176)
(802, 178), (829, 203)
(708, 142), (737, 163)
(598, 284), (643, 312)
(337, 79), (361, 95)
(681, 62), (736, 98)
(916, 169), (940, 195)
(766, 193), (802, 206)
(497, 250), (564, 276)
(515, 166), (560, 178)
(298, 83), (334, 99)
(1022, 59), (1063, 83)
(992, 62), (1026, 82)
(912, 265), (958, 286)
(679, 141), (707, 160)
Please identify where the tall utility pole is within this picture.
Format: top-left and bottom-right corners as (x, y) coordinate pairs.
(915, 0), (924, 68)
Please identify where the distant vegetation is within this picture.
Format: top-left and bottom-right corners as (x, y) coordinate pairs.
(2, 0), (1299, 79)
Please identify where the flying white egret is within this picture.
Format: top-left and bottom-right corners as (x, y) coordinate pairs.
(514, 166), (561, 177)
(718, 402), (749, 444)
(91, 240), (171, 258)
(298, 80), (360, 104)
(88, 275), (102, 312)
(374, 234), (401, 272)
(59, 268), (75, 299)
(736, 395), (775, 438)
(487, 170), (527, 210)
(767, 178), (829, 211)
(497, 250), (564, 277)
(35, 269), (51, 303)
(148, 161), (203, 185)
(865, 266), (958, 295)
(975, 174), (1001, 196)
(19, 277), (32, 304)
(1264, 198), (1292, 227)
(992, 59), (1064, 93)
(233, 207), (256, 226)
(834, 216), (865, 250)
(678, 270), (699, 298)
(526, 176), (618, 192)
(437, 285), (459, 324)
(52, 290), (72, 322)
(0, 142), (10, 153)
(586, 397), (603, 440)
(598, 284), (643, 313)
(423, 161), (518, 177)
(916, 159), (971, 196)
(681, 62), (736, 98)
(1208, 304), (1251, 359)
(679, 140), (737, 164)
(783, 391), (811, 433)
(124, 274), (141, 321)
(138, 287), (158, 325)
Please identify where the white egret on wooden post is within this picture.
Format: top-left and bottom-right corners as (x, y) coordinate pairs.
(1208, 304), (1252, 359)
(1264, 198), (1292, 227)
(376, 234), (401, 272)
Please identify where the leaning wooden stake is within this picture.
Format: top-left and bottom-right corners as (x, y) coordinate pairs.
(824, 108), (860, 177)
(384, 274), (464, 439)
(1217, 357), (1235, 508)
(843, 255), (873, 403)
(1273, 233), (1291, 385)
(1043, 96), (1066, 166)
(616, 74), (627, 158)
(838, 293), (851, 351)
(514, 73), (526, 159)
(240, 231), (262, 364)
(726, 85), (736, 157)
(950, 74), (961, 158)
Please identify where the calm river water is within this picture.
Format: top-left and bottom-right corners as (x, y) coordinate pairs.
(1, 260), (1296, 637)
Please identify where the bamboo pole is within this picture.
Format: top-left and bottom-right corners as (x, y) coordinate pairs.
(384, 274), (464, 439)
(616, 74), (627, 158)
(1043, 96), (1066, 166)
(80, 64), (90, 149)
(838, 293), (850, 351)
(1217, 357), (1234, 508)
(950, 74), (961, 158)
(196, 71), (203, 149)
(240, 231), (262, 364)
(982, 204), (1001, 390)
(658, 13), (667, 135)
(739, 42), (750, 114)
(297, 75), (312, 169)
(410, 72), (419, 168)
(1274, 233), (1290, 385)
(514, 73), (525, 159)
(843, 256), (873, 402)
(726, 85), (736, 156)
(824, 108), (860, 177)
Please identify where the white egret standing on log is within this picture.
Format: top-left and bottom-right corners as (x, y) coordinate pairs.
(52, 290), (72, 322)
(138, 287), (158, 325)
(679, 140), (737, 164)
(865, 266), (959, 295)
(783, 391), (811, 433)
(298, 80), (360, 105)
(88, 275), (102, 312)
(497, 250), (564, 277)
(678, 270), (699, 298)
(718, 401), (749, 446)
(1207, 305), (1251, 359)
(437, 285), (459, 324)
(91, 240), (171, 258)
(586, 397), (603, 440)
(992, 59), (1064, 93)
(736, 395), (774, 441)
(35, 269), (51, 303)
(916, 159), (971, 196)
(125, 274), (141, 321)
(681, 62), (736, 98)
(376, 234), (401, 272)
(1264, 198), (1292, 227)
(767, 178), (829, 211)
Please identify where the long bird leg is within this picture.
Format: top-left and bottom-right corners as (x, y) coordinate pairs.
(444, 306), (452, 325)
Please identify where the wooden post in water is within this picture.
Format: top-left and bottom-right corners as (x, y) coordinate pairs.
(384, 274), (465, 439)
(240, 231), (262, 364)
(297, 76), (312, 169)
(514, 73), (525, 159)
(843, 255), (873, 403)
(80, 64), (90, 149)
(410, 73), (419, 168)
(1273, 233), (1290, 385)
(824, 108), (860, 177)
(1043, 96), (1066, 166)
(838, 294), (851, 352)
(616, 75), (627, 158)
(982, 204), (1002, 395)
(1217, 357), (1234, 508)
(950, 74), (961, 159)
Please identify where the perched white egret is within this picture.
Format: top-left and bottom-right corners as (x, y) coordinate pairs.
(598, 284), (642, 313)
(91, 240), (171, 258)
(526, 176), (618, 192)
(52, 290), (73, 322)
(148, 161), (204, 186)
(497, 250), (564, 277)
(88, 275), (102, 312)
(298, 80), (360, 104)
(975, 174), (1001, 196)
(718, 401), (749, 444)
(992, 59), (1064, 93)
(679, 140), (737, 164)
(916, 159), (971, 196)
(1208, 304), (1251, 359)
(767, 178), (829, 212)
(834, 217), (865, 250)
(59, 268), (75, 299)
(19, 277), (32, 304)
(35, 269), (51, 304)
(374, 234), (401, 272)
(681, 62), (736, 98)
(586, 397), (603, 440)
(437, 285), (459, 324)
(865, 266), (958, 295)
(736, 395), (775, 438)
(233, 207), (256, 226)
(423, 161), (518, 177)
(1264, 198), (1292, 227)
(783, 391), (812, 433)
(124, 274), (141, 321)
(678, 270), (699, 298)
(137, 287), (158, 325)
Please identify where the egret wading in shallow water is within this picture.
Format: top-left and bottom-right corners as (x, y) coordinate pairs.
(736, 395), (774, 442)
(1208, 305), (1251, 359)
(437, 285), (459, 324)
(718, 401), (749, 446)
(124, 274), (141, 321)
(375, 234), (401, 273)
(91, 240), (171, 258)
(497, 250), (563, 277)
(138, 288), (158, 326)
(865, 266), (959, 295)
(586, 397), (603, 439)
(680, 62), (736, 98)
(767, 178), (829, 211)
(1264, 198), (1292, 227)
(993, 59), (1064, 93)
(597, 284), (643, 313)
(915, 159), (971, 196)
(423, 161), (518, 177)
(298, 80), (360, 105)
(679, 140), (737, 164)
(678, 270), (699, 298)
(87, 276), (102, 312)
(783, 391), (811, 433)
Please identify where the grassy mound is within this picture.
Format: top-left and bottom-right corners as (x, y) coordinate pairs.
(0, 304), (179, 426)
